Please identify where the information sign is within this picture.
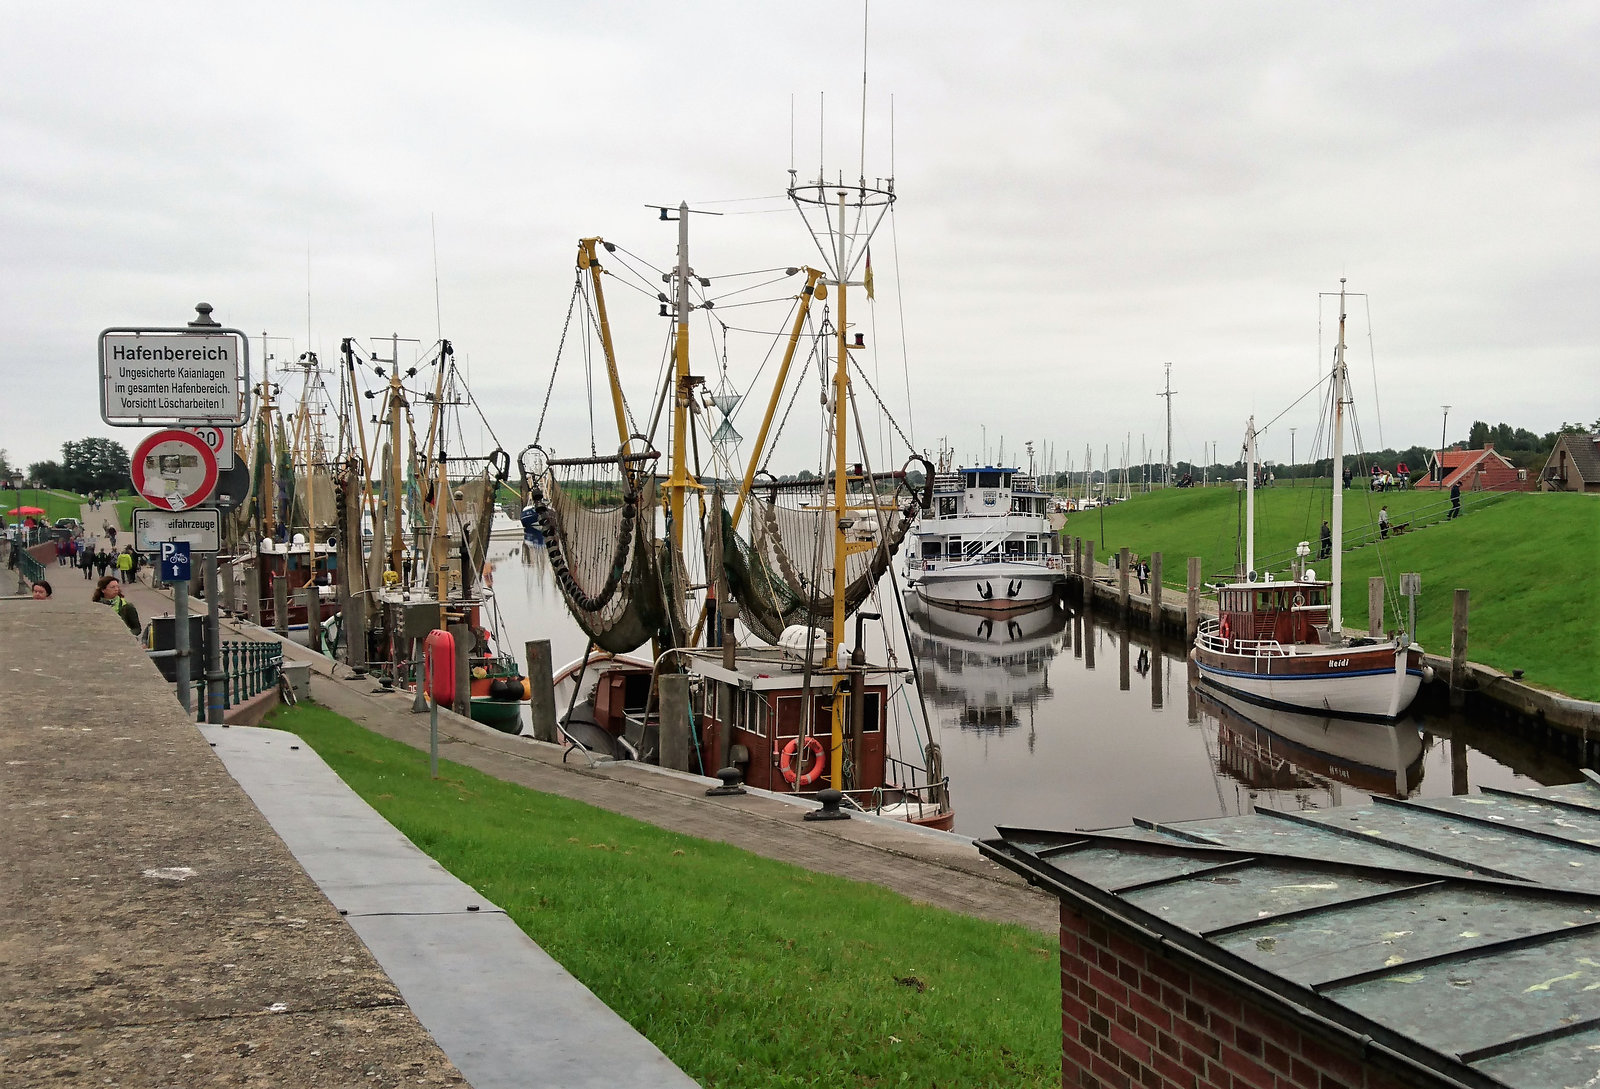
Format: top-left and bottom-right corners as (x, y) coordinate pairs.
(134, 508), (221, 554)
(130, 429), (219, 511)
(99, 329), (248, 427)
(159, 541), (192, 582)
(181, 424), (234, 471)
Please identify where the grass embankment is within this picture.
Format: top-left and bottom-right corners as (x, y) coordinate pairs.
(1065, 485), (1600, 700)
(5, 487), (89, 523)
(266, 702), (1059, 1088)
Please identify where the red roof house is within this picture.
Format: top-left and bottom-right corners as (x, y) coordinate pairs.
(1417, 443), (1530, 491)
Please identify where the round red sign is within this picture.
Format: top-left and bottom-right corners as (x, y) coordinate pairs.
(130, 429), (219, 511)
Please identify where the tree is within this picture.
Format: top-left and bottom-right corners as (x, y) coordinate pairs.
(59, 437), (130, 493)
(27, 460), (67, 489)
(1467, 421), (1491, 449)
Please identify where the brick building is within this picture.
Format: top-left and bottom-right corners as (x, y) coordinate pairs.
(1417, 443), (1529, 491)
(1539, 432), (1600, 493)
(981, 776), (1600, 1089)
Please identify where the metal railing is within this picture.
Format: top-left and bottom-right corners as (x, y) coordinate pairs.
(1194, 616), (1292, 658)
(219, 640), (283, 709)
(15, 545), (47, 587)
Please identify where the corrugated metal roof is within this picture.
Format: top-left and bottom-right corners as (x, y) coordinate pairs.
(982, 771), (1600, 1089)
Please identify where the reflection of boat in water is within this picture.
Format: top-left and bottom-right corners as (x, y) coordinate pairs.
(1199, 684), (1425, 800)
(906, 595), (1069, 733)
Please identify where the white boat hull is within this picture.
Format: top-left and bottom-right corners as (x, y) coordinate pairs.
(912, 562), (1061, 611)
(1193, 642), (1423, 721)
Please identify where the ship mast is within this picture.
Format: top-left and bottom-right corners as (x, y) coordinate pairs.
(1329, 281), (1349, 639)
(662, 203), (704, 558)
(1244, 416), (1256, 578)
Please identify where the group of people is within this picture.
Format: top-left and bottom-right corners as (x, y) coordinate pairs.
(55, 536), (142, 582)
(1367, 462), (1412, 492)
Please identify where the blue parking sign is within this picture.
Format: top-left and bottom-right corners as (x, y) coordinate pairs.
(159, 541), (191, 582)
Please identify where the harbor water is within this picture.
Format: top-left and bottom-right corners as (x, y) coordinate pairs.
(479, 525), (1581, 839)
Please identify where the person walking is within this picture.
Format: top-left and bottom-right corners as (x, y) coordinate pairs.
(95, 548), (112, 577)
(116, 546), (134, 584)
(56, 535), (69, 567)
(77, 542), (96, 580)
(1449, 480), (1462, 520)
(92, 575), (141, 635)
(1379, 505), (1390, 539)
(1319, 520), (1332, 560)
(104, 522), (118, 548)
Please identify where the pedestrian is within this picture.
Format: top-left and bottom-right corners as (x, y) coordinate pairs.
(92, 574), (141, 635)
(1449, 480), (1462, 520)
(95, 549), (112, 577)
(31, 579), (52, 600)
(78, 542), (96, 580)
(56, 535), (69, 567)
(1319, 520), (1332, 560)
(104, 522), (118, 548)
(116, 547), (134, 584)
(1136, 558), (1149, 594)
(1379, 505), (1390, 539)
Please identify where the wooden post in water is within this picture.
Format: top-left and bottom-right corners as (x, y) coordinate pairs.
(1073, 536), (1082, 576)
(449, 621), (471, 719)
(1186, 556), (1201, 643)
(1150, 552), (1164, 630)
(1450, 589), (1470, 709)
(272, 575), (288, 636)
(1118, 547), (1130, 614)
(1084, 540), (1095, 591)
(304, 585), (322, 653)
(1368, 576), (1384, 636)
(659, 673), (691, 772)
(1119, 629), (1130, 692)
(1150, 646), (1163, 710)
(525, 639), (557, 743)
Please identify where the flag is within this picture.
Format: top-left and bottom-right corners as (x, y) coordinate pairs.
(863, 247), (874, 300)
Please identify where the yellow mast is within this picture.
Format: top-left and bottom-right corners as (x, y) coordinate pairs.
(578, 240), (634, 456)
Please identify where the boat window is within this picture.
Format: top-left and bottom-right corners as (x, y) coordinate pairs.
(938, 496), (957, 518)
(1011, 497), (1027, 513)
(862, 692), (881, 734)
(946, 537), (962, 558)
(746, 692), (772, 738)
(1001, 473), (1012, 488)
(921, 541), (941, 558)
(704, 684), (718, 725)
(774, 695), (800, 737)
(978, 471), (1002, 489)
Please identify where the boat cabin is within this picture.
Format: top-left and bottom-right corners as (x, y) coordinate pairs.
(686, 649), (891, 795)
(1216, 578), (1330, 647)
(247, 536), (339, 628)
(918, 466), (1053, 564)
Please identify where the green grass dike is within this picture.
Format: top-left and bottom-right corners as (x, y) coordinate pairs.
(265, 702), (1060, 1088)
(1065, 484), (1599, 701)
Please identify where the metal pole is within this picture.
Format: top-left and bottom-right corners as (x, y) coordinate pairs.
(174, 579), (192, 717)
(429, 695), (439, 778)
(205, 551), (224, 724)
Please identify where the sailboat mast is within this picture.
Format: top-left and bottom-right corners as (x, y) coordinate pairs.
(829, 188), (852, 792)
(1244, 417), (1257, 577)
(1330, 280), (1348, 637)
(387, 337), (405, 577)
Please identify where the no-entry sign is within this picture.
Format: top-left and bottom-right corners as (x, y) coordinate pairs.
(130, 429), (219, 511)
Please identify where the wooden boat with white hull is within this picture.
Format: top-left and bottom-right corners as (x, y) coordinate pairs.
(1192, 281), (1426, 721)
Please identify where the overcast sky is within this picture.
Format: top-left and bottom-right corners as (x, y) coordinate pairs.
(3, 1), (1595, 479)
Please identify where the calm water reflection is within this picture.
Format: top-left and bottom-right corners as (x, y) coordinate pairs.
(481, 525), (1582, 839)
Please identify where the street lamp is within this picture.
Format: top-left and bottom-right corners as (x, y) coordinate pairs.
(1289, 428), (1297, 488)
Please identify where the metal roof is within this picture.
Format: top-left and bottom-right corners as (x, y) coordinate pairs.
(981, 770), (1600, 1089)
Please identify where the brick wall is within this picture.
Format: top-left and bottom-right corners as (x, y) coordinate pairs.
(1059, 904), (1417, 1089)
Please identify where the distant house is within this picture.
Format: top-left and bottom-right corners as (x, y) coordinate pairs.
(1539, 432), (1600, 493)
(1417, 442), (1530, 491)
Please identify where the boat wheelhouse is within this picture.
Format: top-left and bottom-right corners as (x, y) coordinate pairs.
(907, 464), (1063, 611)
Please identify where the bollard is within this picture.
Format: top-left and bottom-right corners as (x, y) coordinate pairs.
(1186, 556), (1201, 643)
(659, 673), (691, 772)
(1118, 547), (1130, 614)
(1368, 576), (1384, 637)
(1149, 552), (1163, 630)
(803, 787), (850, 822)
(525, 639), (558, 743)
(706, 767), (746, 797)
(1450, 589), (1469, 709)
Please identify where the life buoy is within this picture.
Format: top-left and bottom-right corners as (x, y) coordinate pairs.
(780, 736), (826, 786)
(1219, 617), (1233, 646)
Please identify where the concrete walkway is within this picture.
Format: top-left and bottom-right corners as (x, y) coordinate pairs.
(202, 724), (697, 1089)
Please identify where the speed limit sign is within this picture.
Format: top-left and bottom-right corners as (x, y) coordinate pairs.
(182, 424), (234, 470)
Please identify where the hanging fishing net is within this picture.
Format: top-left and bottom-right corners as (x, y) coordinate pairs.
(529, 451), (667, 653)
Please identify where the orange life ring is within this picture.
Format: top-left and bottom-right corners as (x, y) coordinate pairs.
(780, 736), (826, 787)
(1219, 617), (1233, 646)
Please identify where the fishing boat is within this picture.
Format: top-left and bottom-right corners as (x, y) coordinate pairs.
(1191, 280), (1426, 720)
(523, 161), (952, 829)
(906, 445), (1064, 612)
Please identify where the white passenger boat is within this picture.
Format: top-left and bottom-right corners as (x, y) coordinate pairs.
(906, 462), (1063, 612)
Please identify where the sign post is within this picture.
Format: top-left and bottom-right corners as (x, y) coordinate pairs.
(130, 429), (219, 511)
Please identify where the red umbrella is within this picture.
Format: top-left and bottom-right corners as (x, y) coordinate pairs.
(6, 506), (46, 516)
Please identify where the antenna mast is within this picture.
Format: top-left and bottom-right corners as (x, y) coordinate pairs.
(1157, 363), (1176, 487)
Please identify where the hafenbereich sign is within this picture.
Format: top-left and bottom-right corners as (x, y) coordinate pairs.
(99, 330), (248, 426)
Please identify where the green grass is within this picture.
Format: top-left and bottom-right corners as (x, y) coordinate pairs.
(3, 487), (89, 523)
(266, 702), (1059, 1088)
(1066, 484), (1600, 700)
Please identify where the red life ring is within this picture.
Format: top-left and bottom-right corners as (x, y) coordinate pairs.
(780, 736), (827, 786)
(1219, 617), (1233, 646)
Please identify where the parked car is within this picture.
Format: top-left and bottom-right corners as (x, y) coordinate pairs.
(54, 517), (83, 531)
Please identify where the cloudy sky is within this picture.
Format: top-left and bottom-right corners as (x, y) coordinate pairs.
(3, 1), (1595, 479)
